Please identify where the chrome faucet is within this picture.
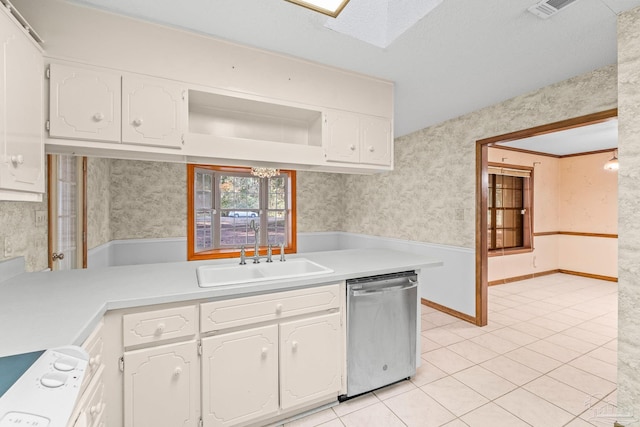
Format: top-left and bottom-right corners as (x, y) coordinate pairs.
(250, 220), (260, 263)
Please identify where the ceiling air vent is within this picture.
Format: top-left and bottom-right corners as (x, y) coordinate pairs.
(528, 0), (579, 19)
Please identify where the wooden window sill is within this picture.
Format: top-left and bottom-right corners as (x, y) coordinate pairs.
(488, 247), (533, 257)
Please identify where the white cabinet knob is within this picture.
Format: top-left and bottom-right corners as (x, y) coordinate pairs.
(89, 403), (102, 416)
(10, 155), (24, 165)
(132, 118), (143, 127)
(93, 112), (105, 122)
(155, 323), (166, 335)
(292, 341), (298, 352)
(261, 347), (268, 358)
(368, 146), (375, 152)
(89, 355), (101, 367)
(275, 304), (283, 314)
(349, 144), (356, 151)
(173, 367), (182, 377)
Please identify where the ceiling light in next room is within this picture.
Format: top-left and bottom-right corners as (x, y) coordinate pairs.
(285, 0), (351, 17)
(604, 150), (619, 171)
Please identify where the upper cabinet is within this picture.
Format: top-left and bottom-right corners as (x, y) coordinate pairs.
(49, 63), (121, 142)
(31, 1), (394, 173)
(0, 2), (44, 201)
(48, 62), (186, 149)
(324, 110), (392, 166)
(122, 76), (185, 148)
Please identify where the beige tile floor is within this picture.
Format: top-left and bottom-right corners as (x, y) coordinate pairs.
(282, 273), (619, 427)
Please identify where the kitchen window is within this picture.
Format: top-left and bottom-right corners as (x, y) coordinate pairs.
(487, 164), (533, 255)
(187, 165), (296, 260)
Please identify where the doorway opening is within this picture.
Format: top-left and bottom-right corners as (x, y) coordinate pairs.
(475, 109), (618, 326)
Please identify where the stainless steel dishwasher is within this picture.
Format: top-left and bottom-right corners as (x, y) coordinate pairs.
(344, 271), (418, 398)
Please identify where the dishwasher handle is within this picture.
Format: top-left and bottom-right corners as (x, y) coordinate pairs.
(350, 282), (417, 297)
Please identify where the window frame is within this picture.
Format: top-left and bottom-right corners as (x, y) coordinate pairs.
(487, 162), (534, 257)
(187, 165), (296, 261)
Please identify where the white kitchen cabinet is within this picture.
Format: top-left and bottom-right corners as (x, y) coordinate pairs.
(49, 63), (121, 142)
(49, 62), (186, 148)
(200, 284), (344, 427)
(122, 75), (186, 148)
(123, 340), (200, 427)
(0, 4), (44, 200)
(201, 325), (279, 427)
(324, 110), (391, 166)
(279, 313), (342, 411)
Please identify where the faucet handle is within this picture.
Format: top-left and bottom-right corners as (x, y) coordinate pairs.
(266, 245), (273, 263)
(239, 246), (246, 265)
(279, 243), (286, 262)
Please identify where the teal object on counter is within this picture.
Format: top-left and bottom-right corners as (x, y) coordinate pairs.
(0, 350), (44, 398)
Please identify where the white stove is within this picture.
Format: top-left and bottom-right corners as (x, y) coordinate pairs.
(0, 346), (88, 427)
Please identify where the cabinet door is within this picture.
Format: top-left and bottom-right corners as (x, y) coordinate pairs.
(323, 110), (359, 163)
(360, 116), (391, 166)
(123, 340), (199, 427)
(0, 8), (44, 195)
(122, 75), (185, 148)
(201, 325), (278, 427)
(280, 313), (342, 411)
(49, 63), (121, 142)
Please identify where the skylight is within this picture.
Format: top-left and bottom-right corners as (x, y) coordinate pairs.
(285, 0), (351, 18)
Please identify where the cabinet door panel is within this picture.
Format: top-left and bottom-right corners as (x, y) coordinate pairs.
(0, 9), (44, 194)
(360, 117), (391, 166)
(122, 76), (184, 148)
(49, 63), (121, 142)
(123, 340), (199, 427)
(324, 111), (359, 163)
(202, 325), (278, 427)
(280, 313), (341, 410)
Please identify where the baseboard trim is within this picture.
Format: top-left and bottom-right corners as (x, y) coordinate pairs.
(421, 298), (476, 325)
(558, 269), (618, 282)
(488, 269), (559, 286)
(489, 268), (618, 285)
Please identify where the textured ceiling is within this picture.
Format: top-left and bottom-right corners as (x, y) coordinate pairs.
(64, 0), (640, 138)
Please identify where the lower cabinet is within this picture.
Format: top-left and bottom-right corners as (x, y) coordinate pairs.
(123, 340), (200, 427)
(279, 313), (342, 411)
(202, 312), (342, 427)
(201, 325), (279, 427)
(104, 284), (345, 427)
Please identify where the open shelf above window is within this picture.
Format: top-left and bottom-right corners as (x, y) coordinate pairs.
(188, 90), (323, 147)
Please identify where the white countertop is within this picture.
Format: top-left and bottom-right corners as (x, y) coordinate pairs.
(0, 249), (442, 358)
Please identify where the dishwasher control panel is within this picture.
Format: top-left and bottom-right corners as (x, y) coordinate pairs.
(0, 346), (88, 427)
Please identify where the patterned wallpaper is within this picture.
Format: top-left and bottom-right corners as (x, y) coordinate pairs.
(296, 171), (346, 233)
(0, 199), (48, 271)
(86, 157), (110, 249)
(342, 65), (618, 249)
(109, 159), (187, 240)
(617, 5), (640, 417)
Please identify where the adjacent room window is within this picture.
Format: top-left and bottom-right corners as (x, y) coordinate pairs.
(187, 165), (296, 260)
(487, 164), (533, 254)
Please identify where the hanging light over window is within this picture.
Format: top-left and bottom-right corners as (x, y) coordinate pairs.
(604, 150), (619, 171)
(285, 0), (350, 17)
(251, 167), (280, 178)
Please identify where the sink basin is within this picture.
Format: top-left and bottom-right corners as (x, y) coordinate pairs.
(196, 258), (333, 288)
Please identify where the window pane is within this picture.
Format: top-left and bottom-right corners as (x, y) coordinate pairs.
(267, 211), (286, 245)
(496, 209), (503, 227)
(268, 176), (286, 210)
(220, 216), (259, 246)
(195, 170), (213, 210)
(220, 175), (260, 210)
(196, 211), (213, 251)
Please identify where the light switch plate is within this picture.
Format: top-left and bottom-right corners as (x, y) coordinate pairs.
(35, 210), (47, 227)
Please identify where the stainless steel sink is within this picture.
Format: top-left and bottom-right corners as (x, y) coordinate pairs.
(196, 258), (333, 288)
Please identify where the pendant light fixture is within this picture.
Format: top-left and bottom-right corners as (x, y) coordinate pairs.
(604, 149), (619, 171)
(250, 167), (280, 179)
